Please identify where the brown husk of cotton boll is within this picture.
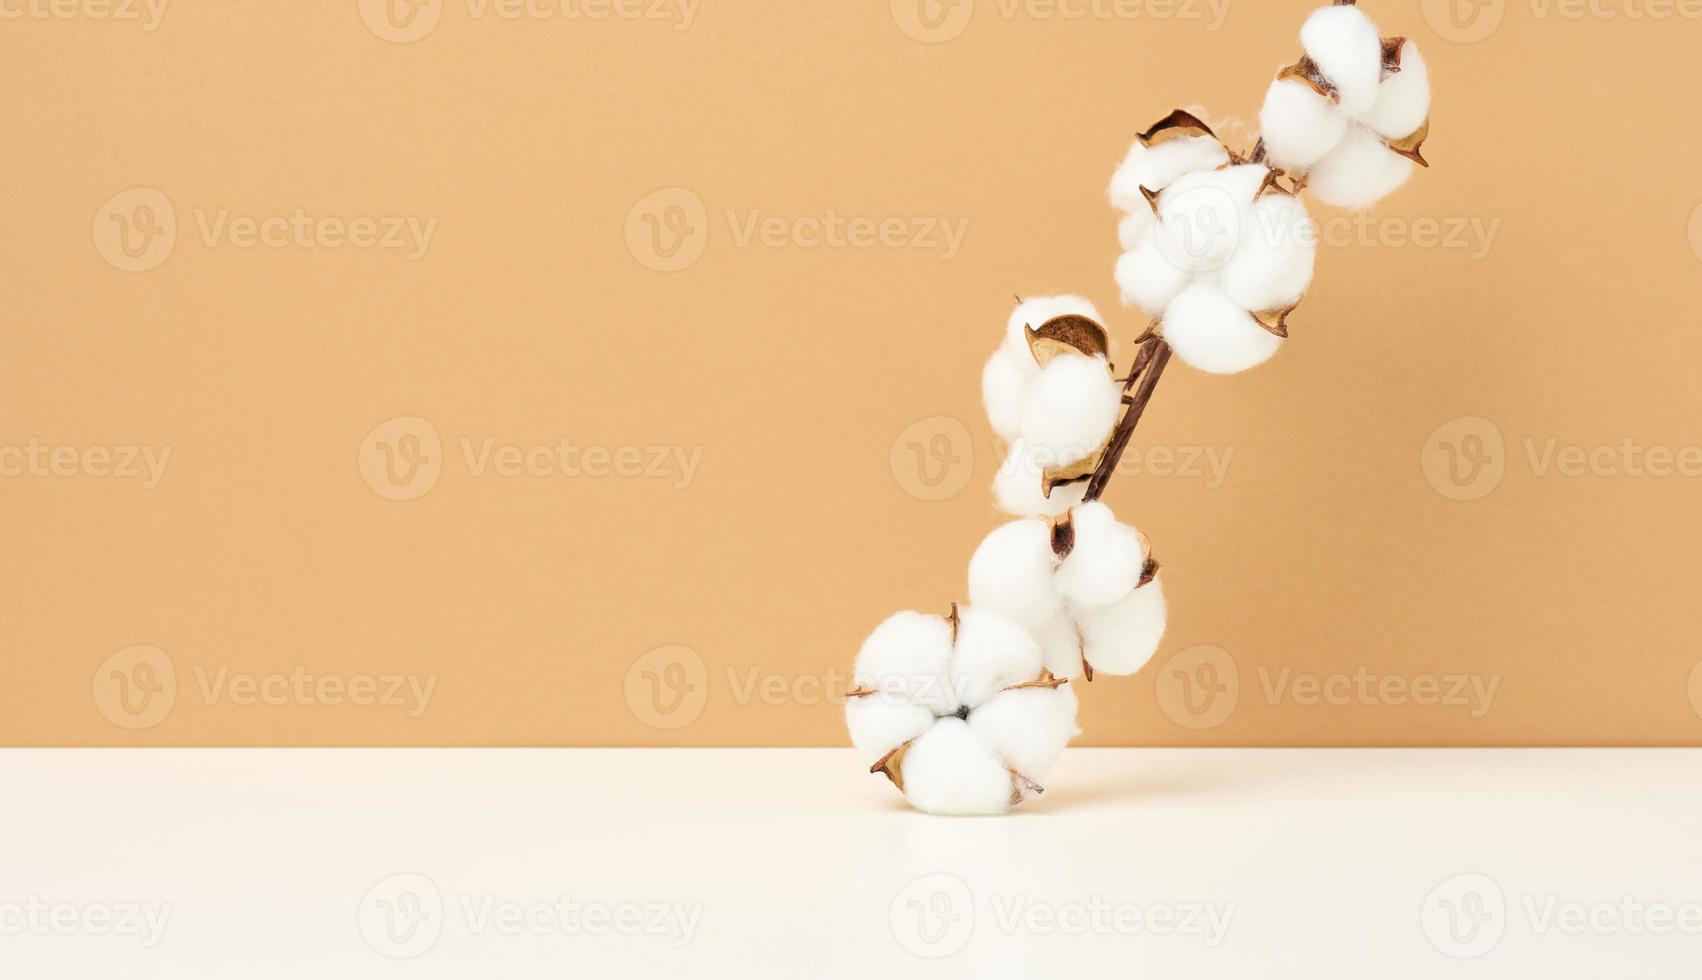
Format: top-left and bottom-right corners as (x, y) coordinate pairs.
(1050, 510), (1076, 559)
(1277, 57), (1340, 104)
(1385, 118), (1429, 167)
(870, 741), (911, 791)
(1041, 450), (1108, 500)
(1024, 314), (1110, 366)
(1251, 304), (1299, 339)
(1135, 108), (1220, 148)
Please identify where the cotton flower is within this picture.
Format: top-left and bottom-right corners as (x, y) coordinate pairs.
(845, 605), (1079, 815)
(1111, 116), (1317, 375)
(1257, 3), (1430, 209)
(966, 501), (1166, 681)
(983, 297), (1122, 514)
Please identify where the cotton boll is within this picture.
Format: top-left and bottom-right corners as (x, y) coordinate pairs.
(1162, 281), (1283, 375)
(1005, 295), (1103, 353)
(1118, 209), (1153, 252)
(1018, 354), (1120, 468)
(1108, 135), (1231, 214)
(1076, 577), (1167, 676)
(993, 440), (1089, 518)
(1221, 194), (1317, 313)
(845, 697), (937, 769)
(969, 684), (1079, 784)
(950, 606), (1044, 710)
(853, 611), (957, 715)
(967, 519), (1061, 633)
(1054, 501), (1147, 610)
(1363, 40), (1430, 140)
(1258, 78), (1348, 171)
(1035, 609), (1085, 680)
(1299, 3), (1384, 115)
(981, 347), (1034, 444)
(1306, 124), (1414, 210)
(1153, 166), (1267, 275)
(1115, 233), (1191, 318)
(900, 717), (1018, 815)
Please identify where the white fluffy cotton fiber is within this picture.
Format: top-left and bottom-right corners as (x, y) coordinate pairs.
(1076, 575), (1168, 676)
(1304, 122), (1414, 210)
(845, 606), (1080, 815)
(1054, 501), (1147, 609)
(1299, 2), (1383, 115)
(1019, 354), (1120, 468)
(1258, 77), (1347, 172)
(1160, 280), (1284, 375)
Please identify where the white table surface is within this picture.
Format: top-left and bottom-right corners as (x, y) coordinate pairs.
(2, 748), (1698, 977)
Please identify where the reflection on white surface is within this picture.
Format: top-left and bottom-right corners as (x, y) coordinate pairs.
(1, 748), (1698, 977)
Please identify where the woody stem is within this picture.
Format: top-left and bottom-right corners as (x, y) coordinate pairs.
(1084, 337), (1172, 502)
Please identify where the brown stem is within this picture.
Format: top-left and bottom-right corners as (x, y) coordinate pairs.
(1085, 338), (1172, 502)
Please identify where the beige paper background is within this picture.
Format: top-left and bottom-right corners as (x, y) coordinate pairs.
(4, 0), (1702, 746)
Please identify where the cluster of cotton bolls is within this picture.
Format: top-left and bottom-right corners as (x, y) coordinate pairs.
(968, 500), (1166, 682)
(846, 1), (1433, 816)
(839, 297), (1166, 817)
(845, 605), (1079, 815)
(982, 295), (1123, 518)
(1110, 115), (1319, 376)
(1257, 2), (1431, 209)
